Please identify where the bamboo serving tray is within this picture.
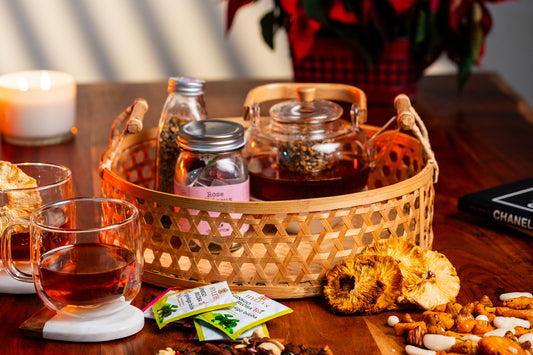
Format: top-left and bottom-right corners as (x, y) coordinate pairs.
(99, 89), (438, 299)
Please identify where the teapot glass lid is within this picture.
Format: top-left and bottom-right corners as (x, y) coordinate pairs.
(270, 87), (343, 124)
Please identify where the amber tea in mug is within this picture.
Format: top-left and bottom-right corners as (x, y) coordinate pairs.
(2, 197), (142, 318)
(40, 243), (136, 306)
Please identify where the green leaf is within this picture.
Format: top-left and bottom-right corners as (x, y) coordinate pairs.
(427, 10), (441, 58)
(457, 13), (485, 93)
(155, 303), (178, 320)
(470, 23), (484, 62)
(457, 55), (475, 94)
(303, 0), (329, 23)
(341, 0), (359, 13)
(414, 7), (427, 48)
(211, 313), (239, 333)
(332, 24), (376, 66)
(260, 11), (276, 49)
(411, 4), (443, 65)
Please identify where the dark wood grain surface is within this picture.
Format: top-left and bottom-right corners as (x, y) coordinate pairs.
(0, 73), (532, 354)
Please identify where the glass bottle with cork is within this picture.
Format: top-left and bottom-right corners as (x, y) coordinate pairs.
(155, 77), (207, 193)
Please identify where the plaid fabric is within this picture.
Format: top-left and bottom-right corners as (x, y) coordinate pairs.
(292, 38), (424, 104)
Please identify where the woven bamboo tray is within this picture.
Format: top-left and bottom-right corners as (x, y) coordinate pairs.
(99, 91), (438, 299)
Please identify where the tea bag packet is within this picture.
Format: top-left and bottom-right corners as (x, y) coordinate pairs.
(142, 287), (185, 320)
(152, 281), (236, 329)
(193, 319), (268, 342)
(195, 290), (292, 340)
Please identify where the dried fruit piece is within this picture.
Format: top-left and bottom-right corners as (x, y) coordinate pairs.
(495, 307), (533, 320)
(362, 238), (425, 273)
(402, 249), (460, 311)
(362, 238), (426, 304)
(394, 321), (427, 336)
(358, 238), (460, 311)
(478, 335), (527, 355)
(323, 255), (402, 315)
(0, 161), (41, 232)
(406, 324), (426, 347)
(503, 296), (533, 310)
(499, 292), (533, 301)
(422, 311), (455, 331)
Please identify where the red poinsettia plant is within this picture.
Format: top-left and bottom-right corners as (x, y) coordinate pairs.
(226, 0), (511, 90)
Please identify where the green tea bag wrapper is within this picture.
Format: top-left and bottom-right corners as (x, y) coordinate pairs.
(195, 290), (292, 340)
(152, 281), (235, 328)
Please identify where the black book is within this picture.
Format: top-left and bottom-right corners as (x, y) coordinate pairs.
(458, 178), (533, 236)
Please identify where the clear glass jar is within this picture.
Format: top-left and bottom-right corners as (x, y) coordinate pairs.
(174, 120), (249, 248)
(244, 87), (371, 201)
(155, 77), (207, 193)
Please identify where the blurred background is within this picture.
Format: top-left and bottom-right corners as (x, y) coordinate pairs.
(0, 0), (531, 110)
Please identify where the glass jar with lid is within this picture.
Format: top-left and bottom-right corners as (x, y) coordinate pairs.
(174, 120), (248, 192)
(243, 85), (371, 201)
(174, 120), (249, 249)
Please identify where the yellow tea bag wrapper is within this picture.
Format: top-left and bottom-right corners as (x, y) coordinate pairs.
(152, 281), (235, 329)
(195, 290), (292, 340)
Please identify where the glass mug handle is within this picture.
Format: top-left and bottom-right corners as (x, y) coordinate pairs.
(1, 217), (33, 282)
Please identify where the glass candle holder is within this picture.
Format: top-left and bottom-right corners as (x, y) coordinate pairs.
(0, 70), (76, 146)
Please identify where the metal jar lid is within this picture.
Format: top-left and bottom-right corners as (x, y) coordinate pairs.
(178, 120), (245, 152)
(168, 77), (205, 95)
(270, 87), (343, 125)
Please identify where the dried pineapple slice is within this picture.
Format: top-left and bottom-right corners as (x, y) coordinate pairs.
(0, 161), (42, 232)
(323, 255), (402, 315)
(362, 238), (426, 304)
(402, 249), (460, 311)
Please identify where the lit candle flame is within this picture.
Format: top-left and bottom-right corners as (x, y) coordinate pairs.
(18, 77), (28, 91)
(40, 71), (51, 90)
(16, 72), (52, 91)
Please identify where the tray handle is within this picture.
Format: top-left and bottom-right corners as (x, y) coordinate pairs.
(242, 82), (367, 125)
(99, 98), (149, 174)
(394, 94), (439, 183)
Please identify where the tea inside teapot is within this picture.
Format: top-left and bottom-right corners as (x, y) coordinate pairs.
(243, 87), (372, 201)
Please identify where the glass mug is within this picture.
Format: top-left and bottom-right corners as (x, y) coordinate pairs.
(2, 197), (143, 318)
(0, 162), (72, 293)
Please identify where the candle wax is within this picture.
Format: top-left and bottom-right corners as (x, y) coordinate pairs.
(0, 70), (76, 146)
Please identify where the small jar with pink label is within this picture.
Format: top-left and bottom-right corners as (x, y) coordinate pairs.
(174, 120), (249, 252)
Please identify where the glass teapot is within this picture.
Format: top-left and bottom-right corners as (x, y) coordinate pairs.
(242, 83), (373, 201)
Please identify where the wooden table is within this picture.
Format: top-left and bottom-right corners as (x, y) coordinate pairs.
(1, 73), (532, 354)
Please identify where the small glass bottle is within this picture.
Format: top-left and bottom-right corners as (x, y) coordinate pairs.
(174, 120), (249, 250)
(155, 77), (207, 193)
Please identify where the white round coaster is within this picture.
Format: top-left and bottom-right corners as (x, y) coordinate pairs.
(42, 305), (145, 342)
(0, 269), (36, 294)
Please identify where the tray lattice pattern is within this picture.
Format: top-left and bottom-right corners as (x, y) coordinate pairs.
(101, 126), (435, 298)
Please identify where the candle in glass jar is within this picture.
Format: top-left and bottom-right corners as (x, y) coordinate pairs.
(0, 70), (76, 146)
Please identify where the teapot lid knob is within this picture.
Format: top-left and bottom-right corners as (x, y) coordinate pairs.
(297, 87), (316, 112)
